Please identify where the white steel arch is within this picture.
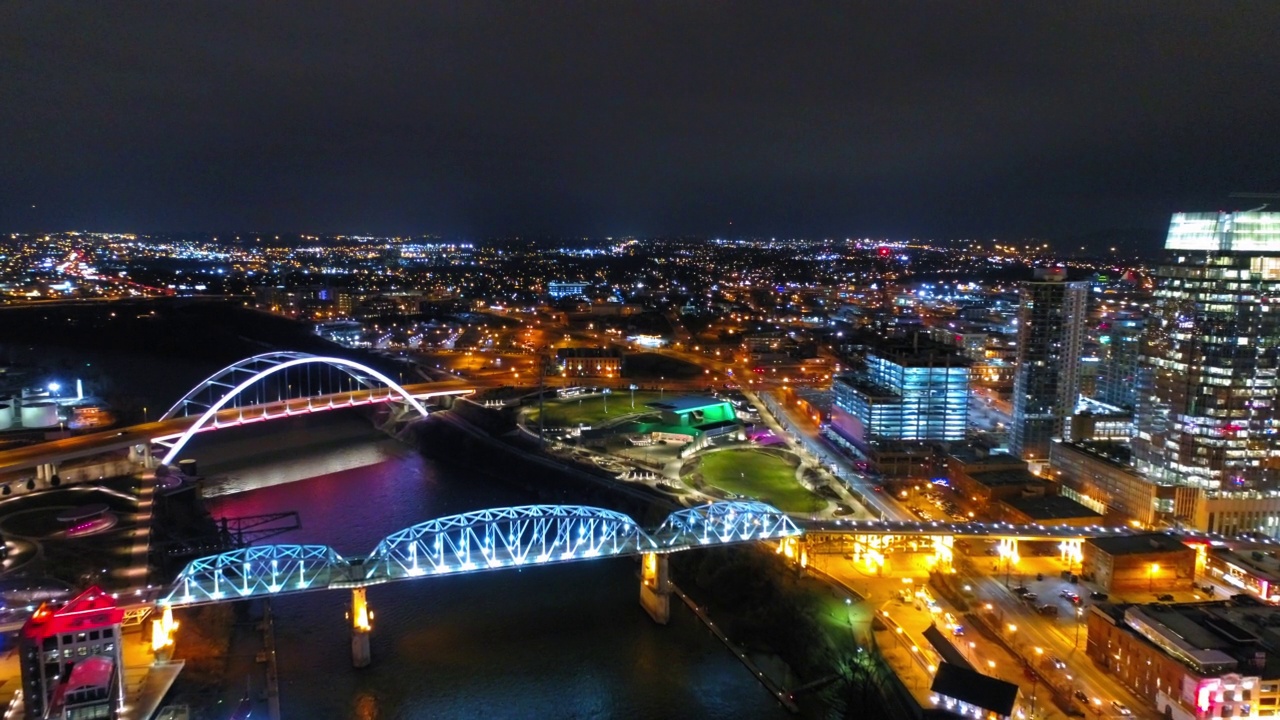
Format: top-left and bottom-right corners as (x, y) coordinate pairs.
(158, 354), (429, 465)
(162, 351), (324, 420)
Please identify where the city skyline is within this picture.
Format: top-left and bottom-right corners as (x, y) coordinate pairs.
(4, 3), (1280, 245)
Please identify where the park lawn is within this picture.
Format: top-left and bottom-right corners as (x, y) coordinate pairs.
(696, 449), (827, 513)
(531, 390), (666, 427)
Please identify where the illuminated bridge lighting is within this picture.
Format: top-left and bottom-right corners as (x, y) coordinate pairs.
(159, 501), (799, 607)
(155, 352), (441, 465)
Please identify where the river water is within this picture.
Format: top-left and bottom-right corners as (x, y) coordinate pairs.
(187, 411), (788, 720)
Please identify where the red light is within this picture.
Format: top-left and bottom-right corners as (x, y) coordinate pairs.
(878, 246), (891, 257)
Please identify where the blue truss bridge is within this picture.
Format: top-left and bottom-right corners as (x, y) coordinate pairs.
(162, 501), (801, 607)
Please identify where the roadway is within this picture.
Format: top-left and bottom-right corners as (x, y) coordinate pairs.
(964, 559), (1155, 719)
(0, 380), (474, 474)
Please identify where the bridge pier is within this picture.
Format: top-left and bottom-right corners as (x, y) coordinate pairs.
(639, 552), (670, 624)
(128, 443), (155, 469)
(350, 588), (372, 668)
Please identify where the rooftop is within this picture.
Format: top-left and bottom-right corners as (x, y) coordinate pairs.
(930, 662), (1019, 716)
(968, 467), (1042, 488)
(1003, 494), (1102, 521)
(1095, 599), (1280, 678)
(647, 395), (730, 413)
(1086, 533), (1190, 556)
(1054, 439), (1134, 469)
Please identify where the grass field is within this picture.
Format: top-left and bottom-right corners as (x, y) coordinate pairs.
(530, 390), (667, 427)
(691, 449), (826, 513)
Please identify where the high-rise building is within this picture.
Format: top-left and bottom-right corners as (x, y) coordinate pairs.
(830, 337), (970, 445)
(1010, 268), (1088, 463)
(1134, 211), (1280, 497)
(1094, 310), (1146, 411)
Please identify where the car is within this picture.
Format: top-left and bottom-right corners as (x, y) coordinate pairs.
(1036, 572), (1044, 581)
(1049, 656), (1067, 669)
(1022, 592), (1039, 603)
(1037, 604), (1058, 616)
(1074, 690), (1090, 704)
(1090, 591), (1109, 601)
(1157, 594), (1175, 602)
(951, 625), (965, 637)
(1013, 586), (1031, 596)
(1111, 700), (1132, 715)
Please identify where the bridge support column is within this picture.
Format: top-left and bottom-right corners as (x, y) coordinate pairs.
(350, 588), (372, 668)
(1058, 538), (1082, 571)
(777, 536), (807, 570)
(639, 552), (670, 625)
(128, 443), (155, 468)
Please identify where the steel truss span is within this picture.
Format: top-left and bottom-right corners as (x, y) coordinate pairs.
(365, 505), (656, 581)
(652, 501), (802, 548)
(157, 352), (429, 465)
(159, 502), (796, 607)
(169, 545), (350, 605)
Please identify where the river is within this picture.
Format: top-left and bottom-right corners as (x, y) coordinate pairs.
(184, 410), (790, 720)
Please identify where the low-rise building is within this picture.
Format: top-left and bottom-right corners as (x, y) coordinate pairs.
(1051, 440), (1157, 527)
(994, 495), (1103, 527)
(946, 446), (1045, 510)
(1204, 548), (1280, 603)
(1082, 533), (1195, 593)
(555, 347), (623, 378)
(1087, 599), (1280, 720)
(19, 586), (124, 720)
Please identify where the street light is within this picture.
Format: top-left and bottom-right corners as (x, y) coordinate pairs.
(1150, 562), (1160, 592)
(1075, 606), (1084, 647)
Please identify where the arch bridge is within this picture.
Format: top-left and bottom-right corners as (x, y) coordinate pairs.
(151, 352), (470, 465)
(0, 351), (474, 493)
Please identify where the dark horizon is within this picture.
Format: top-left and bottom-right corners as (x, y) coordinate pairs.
(3, 3), (1278, 247)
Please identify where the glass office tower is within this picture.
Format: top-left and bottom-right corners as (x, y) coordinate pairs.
(831, 340), (970, 443)
(1134, 211), (1280, 491)
(1010, 269), (1088, 462)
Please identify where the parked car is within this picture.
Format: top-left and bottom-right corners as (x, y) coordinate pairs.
(1022, 592), (1039, 603)
(1013, 586), (1031, 596)
(1037, 604), (1059, 617)
(1111, 700), (1133, 715)
(1074, 690), (1090, 704)
(1049, 655), (1067, 669)
(1090, 591), (1109, 601)
(1157, 594), (1175, 602)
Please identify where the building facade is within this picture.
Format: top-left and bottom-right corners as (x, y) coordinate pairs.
(554, 347), (623, 378)
(1010, 269), (1088, 463)
(1087, 599), (1280, 720)
(1081, 534), (1195, 592)
(1135, 212), (1280, 494)
(1051, 440), (1158, 527)
(1094, 310), (1146, 411)
(19, 586), (124, 720)
(830, 339), (970, 445)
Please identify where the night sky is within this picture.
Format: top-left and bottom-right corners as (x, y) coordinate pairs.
(3, 2), (1279, 245)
